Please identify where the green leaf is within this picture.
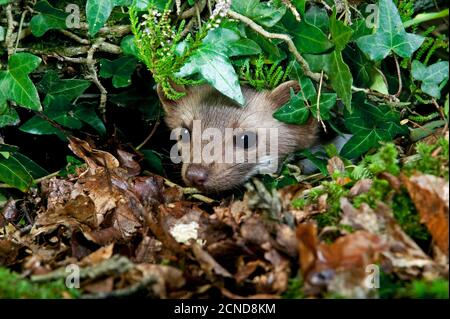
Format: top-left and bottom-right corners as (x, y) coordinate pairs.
(412, 60), (449, 99)
(340, 129), (390, 159)
(310, 93), (337, 120)
(73, 103), (106, 135)
(38, 71), (91, 106)
(0, 155), (33, 192)
(246, 29), (286, 63)
(273, 88), (310, 124)
(288, 60), (317, 100)
(13, 152), (49, 179)
(86, 0), (114, 36)
(0, 101), (20, 128)
(30, 1), (68, 37)
(0, 53), (42, 111)
(356, 0), (424, 61)
(120, 35), (139, 58)
(99, 56), (137, 88)
(305, 5), (329, 33)
(327, 50), (353, 111)
(340, 94), (408, 158)
(227, 39), (262, 57)
(20, 97), (82, 135)
(330, 15), (353, 51)
(231, 0), (287, 28)
(291, 21), (334, 54)
(177, 28), (246, 105)
(141, 149), (164, 175)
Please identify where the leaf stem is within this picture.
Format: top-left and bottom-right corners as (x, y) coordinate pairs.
(403, 9), (449, 29)
(227, 10), (322, 82)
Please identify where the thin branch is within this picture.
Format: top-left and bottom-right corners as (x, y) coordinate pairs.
(228, 10), (322, 82)
(14, 10), (28, 53)
(316, 70), (327, 132)
(394, 55), (403, 98)
(180, 0), (207, 19)
(136, 121), (160, 150)
(86, 39), (108, 117)
(58, 29), (90, 45)
(5, 4), (15, 57)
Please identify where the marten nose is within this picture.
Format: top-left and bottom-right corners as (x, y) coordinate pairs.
(185, 164), (208, 187)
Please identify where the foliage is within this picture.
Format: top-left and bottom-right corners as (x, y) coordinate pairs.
(0, 267), (80, 298)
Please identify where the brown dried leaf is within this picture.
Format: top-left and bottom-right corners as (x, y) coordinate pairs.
(327, 156), (346, 175)
(403, 173), (449, 256)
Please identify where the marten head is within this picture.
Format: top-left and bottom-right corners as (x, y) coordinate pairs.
(157, 81), (319, 193)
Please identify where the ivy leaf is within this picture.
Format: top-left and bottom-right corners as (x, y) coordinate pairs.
(120, 35), (139, 58)
(291, 21), (333, 54)
(38, 71), (91, 107)
(310, 93), (337, 120)
(273, 88), (310, 124)
(288, 60), (317, 100)
(20, 97), (82, 135)
(340, 94), (408, 158)
(0, 101), (20, 128)
(141, 149), (164, 175)
(0, 154), (33, 192)
(227, 39), (262, 57)
(412, 60), (449, 99)
(246, 29), (286, 63)
(231, 0), (287, 28)
(30, 1), (68, 37)
(330, 15), (353, 51)
(305, 6), (329, 33)
(356, 0), (424, 61)
(86, 0), (114, 36)
(13, 152), (49, 179)
(99, 56), (137, 88)
(177, 28), (247, 105)
(327, 50), (353, 111)
(73, 103), (106, 135)
(0, 53), (42, 111)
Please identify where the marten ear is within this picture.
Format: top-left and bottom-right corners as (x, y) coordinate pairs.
(156, 83), (186, 113)
(267, 80), (300, 108)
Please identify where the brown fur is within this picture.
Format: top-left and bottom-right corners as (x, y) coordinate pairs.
(158, 81), (319, 192)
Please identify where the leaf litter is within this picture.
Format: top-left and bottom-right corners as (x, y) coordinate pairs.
(0, 136), (448, 299)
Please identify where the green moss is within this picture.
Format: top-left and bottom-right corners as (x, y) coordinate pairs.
(405, 137), (449, 179)
(380, 271), (449, 299)
(353, 178), (391, 208)
(365, 143), (400, 176)
(311, 180), (349, 228)
(282, 277), (304, 299)
(392, 191), (430, 242)
(0, 267), (80, 299)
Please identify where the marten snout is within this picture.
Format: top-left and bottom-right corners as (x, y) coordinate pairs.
(184, 164), (209, 187)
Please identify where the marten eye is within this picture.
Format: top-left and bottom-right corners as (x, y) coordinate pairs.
(234, 131), (257, 149)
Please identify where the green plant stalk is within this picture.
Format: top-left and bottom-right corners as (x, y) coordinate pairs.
(403, 9), (449, 28)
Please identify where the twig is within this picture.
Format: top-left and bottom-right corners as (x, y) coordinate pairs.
(14, 10), (28, 53)
(394, 55), (403, 98)
(5, 4), (15, 57)
(86, 39), (108, 118)
(316, 70), (327, 132)
(163, 178), (216, 203)
(282, 0), (301, 21)
(136, 121), (160, 150)
(228, 10), (322, 82)
(58, 29), (90, 45)
(180, 0), (207, 19)
(34, 171), (61, 184)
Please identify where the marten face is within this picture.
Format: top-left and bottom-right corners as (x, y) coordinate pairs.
(158, 82), (319, 193)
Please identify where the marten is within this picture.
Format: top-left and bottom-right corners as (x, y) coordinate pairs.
(157, 81), (347, 193)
